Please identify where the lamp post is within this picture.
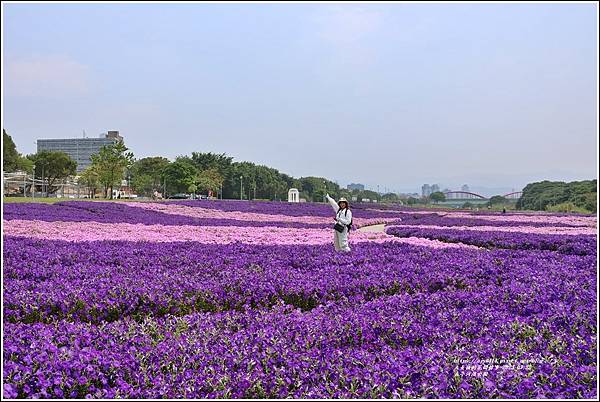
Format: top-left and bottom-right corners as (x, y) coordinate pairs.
(32, 164), (36, 199)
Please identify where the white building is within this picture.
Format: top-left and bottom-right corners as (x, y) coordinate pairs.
(288, 188), (300, 202)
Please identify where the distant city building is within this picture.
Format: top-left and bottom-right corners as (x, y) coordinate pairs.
(347, 183), (365, 191)
(422, 184), (441, 197)
(442, 188), (451, 194)
(37, 131), (124, 173)
(461, 184), (470, 192)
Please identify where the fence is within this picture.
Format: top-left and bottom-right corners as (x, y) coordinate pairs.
(2, 171), (132, 199)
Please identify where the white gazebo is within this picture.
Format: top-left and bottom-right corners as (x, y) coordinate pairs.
(288, 188), (300, 203)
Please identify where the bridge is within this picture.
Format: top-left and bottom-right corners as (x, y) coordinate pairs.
(442, 190), (523, 200)
(443, 191), (487, 200)
(437, 191), (523, 206)
(502, 191), (523, 200)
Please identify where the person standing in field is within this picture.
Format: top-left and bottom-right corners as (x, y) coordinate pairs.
(325, 194), (353, 252)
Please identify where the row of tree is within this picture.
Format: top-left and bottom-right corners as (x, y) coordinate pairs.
(127, 152), (344, 202)
(3, 130), (345, 201)
(6, 129), (596, 211)
(516, 180), (597, 213)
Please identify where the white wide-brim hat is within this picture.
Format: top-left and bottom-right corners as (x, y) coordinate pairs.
(338, 197), (349, 206)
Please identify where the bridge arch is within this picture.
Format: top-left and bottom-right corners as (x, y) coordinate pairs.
(443, 191), (487, 200)
(502, 191), (523, 199)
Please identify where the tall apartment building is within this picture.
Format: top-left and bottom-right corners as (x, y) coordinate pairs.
(422, 183), (442, 197)
(347, 183), (365, 191)
(37, 131), (124, 173)
(421, 184), (431, 197)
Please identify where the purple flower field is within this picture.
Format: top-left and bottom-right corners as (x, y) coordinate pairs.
(2, 201), (598, 398)
(385, 226), (597, 256)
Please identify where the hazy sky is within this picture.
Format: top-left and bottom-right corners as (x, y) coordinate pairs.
(3, 2), (598, 194)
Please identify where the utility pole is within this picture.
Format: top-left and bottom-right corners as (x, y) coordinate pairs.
(240, 176), (243, 200)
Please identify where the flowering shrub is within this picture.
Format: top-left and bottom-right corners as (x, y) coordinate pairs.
(394, 214), (595, 228)
(2, 200), (597, 398)
(385, 226), (597, 255)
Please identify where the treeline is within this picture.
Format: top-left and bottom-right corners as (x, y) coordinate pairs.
(6, 129), (597, 209)
(127, 152), (343, 201)
(516, 180), (597, 213)
(3, 130), (347, 201)
(3, 129), (33, 172)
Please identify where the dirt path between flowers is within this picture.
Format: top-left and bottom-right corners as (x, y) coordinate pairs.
(357, 224), (387, 233)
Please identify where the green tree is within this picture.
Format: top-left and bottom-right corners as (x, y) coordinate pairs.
(3, 129), (33, 172)
(568, 184), (597, 213)
(545, 202), (590, 214)
(190, 152), (234, 197)
(162, 157), (198, 195)
(230, 162), (259, 200)
(184, 150), (352, 202)
(196, 168), (223, 195)
(488, 195), (508, 206)
(251, 165), (287, 200)
(91, 141), (134, 199)
(517, 180), (596, 212)
(582, 192), (597, 213)
(359, 190), (379, 202)
(430, 191), (446, 204)
(381, 193), (399, 203)
(78, 165), (100, 198)
(130, 157), (170, 197)
(406, 196), (419, 205)
(299, 177), (340, 202)
(187, 183), (198, 195)
(3, 129), (20, 172)
(28, 150), (77, 196)
(191, 152), (233, 174)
